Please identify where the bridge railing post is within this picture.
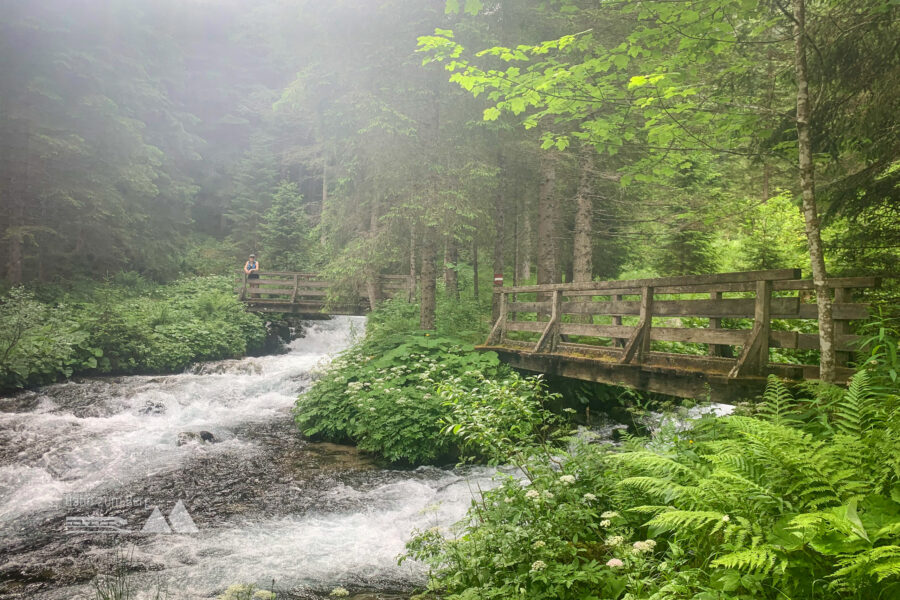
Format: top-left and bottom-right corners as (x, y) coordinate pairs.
(534, 289), (561, 353)
(708, 290), (732, 357)
(729, 279), (772, 378)
(620, 286), (653, 364)
(240, 273), (248, 301)
(833, 287), (851, 368)
(486, 290), (508, 345)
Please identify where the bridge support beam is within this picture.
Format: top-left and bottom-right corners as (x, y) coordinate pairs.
(729, 279), (772, 378)
(620, 286), (653, 364)
(534, 290), (561, 352)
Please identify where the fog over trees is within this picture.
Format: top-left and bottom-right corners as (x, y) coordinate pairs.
(1, 0), (897, 316)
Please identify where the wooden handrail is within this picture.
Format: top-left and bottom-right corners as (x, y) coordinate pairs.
(486, 270), (878, 380)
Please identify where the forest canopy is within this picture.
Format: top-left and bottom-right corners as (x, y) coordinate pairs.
(1, 0), (897, 307)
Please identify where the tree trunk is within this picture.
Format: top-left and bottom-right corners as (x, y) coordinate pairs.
(537, 152), (559, 287)
(320, 151), (328, 245)
(444, 237), (459, 300)
(365, 194), (379, 311)
(573, 148), (594, 323)
(408, 227), (417, 302)
(4, 122), (27, 285)
(472, 237), (479, 301)
(519, 192), (532, 282)
(492, 152), (506, 320)
(573, 149), (593, 282)
(536, 152), (559, 320)
(420, 227), (437, 330)
(793, 0), (835, 382)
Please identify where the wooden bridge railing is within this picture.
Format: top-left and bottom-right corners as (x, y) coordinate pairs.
(485, 268), (879, 382)
(235, 271), (414, 313)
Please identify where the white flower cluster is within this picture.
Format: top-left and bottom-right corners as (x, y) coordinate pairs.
(632, 539), (657, 553)
(530, 560), (547, 572)
(605, 535), (625, 547)
(583, 493), (597, 502)
(600, 511), (620, 519)
(599, 519), (612, 527)
(532, 540), (546, 549)
(558, 475), (576, 485)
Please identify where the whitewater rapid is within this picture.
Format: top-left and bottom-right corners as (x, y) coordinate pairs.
(0, 317), (497, 599)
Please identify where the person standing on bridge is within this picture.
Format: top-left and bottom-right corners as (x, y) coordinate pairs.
(244, 254), (260, 295)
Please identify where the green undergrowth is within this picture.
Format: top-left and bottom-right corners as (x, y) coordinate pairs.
(0, 275), (266, 392)
(293, 296), (504, 463)
(403, 324), (900, 600)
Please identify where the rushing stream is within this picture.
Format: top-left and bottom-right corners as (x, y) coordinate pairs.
(0, 317), (497, 599)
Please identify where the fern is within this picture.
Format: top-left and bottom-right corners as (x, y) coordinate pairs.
(757, 375), (798, 426)
(833, 545), (900, 583)
(834, 370), (875, 438)
(711, 546), (784, 575)
(644, 509), (728, 536)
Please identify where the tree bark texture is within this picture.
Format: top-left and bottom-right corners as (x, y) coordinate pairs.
(793, 0), (835, 382)
(443, 237), (459, 300)
(472, 237), (479, 301)
(572, 148), (595, 323)
(537, 152), (559, 286)
(492, 151), (506, 320)
(420, 227), (437, 330)
(408, 228), (417, 302)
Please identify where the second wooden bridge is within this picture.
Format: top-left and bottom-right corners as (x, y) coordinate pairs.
(236, 271), (413, 315)
(478, 269), (878, 401)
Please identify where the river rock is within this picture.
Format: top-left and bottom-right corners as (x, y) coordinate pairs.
(177, 430), (217, 446)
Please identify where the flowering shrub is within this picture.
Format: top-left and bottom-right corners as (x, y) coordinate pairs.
(294, 330), (508, 463)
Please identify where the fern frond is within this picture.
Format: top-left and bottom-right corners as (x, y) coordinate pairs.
(626, 505), (671, 515)
(644, 509), (727, 535)
(833, 545), (900, 582)
(616, 477), (707, 506)
(834, 370), (874, 439)
(711, 546), (784, 575)
(757, 375), (798, 426)
(612, 450), (699, 480)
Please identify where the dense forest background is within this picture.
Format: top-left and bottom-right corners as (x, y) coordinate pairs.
(1, 0), (897, 295)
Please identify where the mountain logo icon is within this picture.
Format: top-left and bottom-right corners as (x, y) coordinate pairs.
(141, 500), (199, 534)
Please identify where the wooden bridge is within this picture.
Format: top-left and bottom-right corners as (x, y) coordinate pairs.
(236, 271), (413, 315)
(478, 269), (879, 401)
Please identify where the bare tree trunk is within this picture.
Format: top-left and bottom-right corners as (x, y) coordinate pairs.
(472, 236), (479, 301)
(573, 148), (594, 323)
(5, 122), (27, 285)
(492, 152), (506, 320)
(444, 237), (459, 300)
(572, 149), (593, 282)
(793, 0), (835, 382)
(420, 228), (437, 330)
(536, 152), (559, 320)
(512, 195), (519, 287)
(408, 227), (417, 302)
(537, 152), (559, 287)
(365, 195), (379, 311)
(320, 151), (328, 245)
(519, 191), (532, 282)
